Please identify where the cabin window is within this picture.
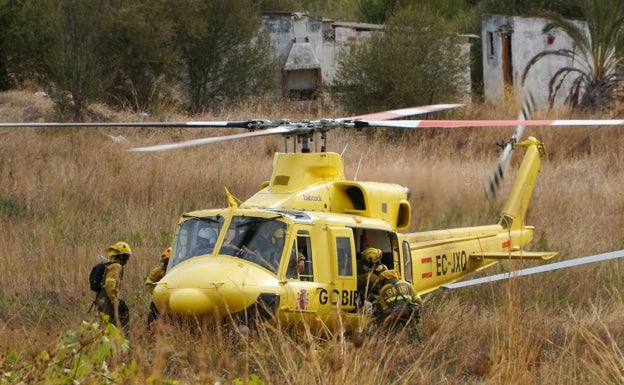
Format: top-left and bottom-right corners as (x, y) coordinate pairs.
(298, 234), (314, 280)
(402, 241), (413, 283)
(336, 236), (353, 276)
(287, 231), (314, 281)
(169, 215), (225, 270)
(286, 230), (314, 281)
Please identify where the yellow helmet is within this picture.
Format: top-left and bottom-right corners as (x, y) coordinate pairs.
(362, 247), (382, 264)
(160, 246), (172, 263)
(106, 241), (132, 258)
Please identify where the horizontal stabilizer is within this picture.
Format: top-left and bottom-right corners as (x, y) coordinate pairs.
(471, 250), (558, 260)
(443, 249), (624, 289)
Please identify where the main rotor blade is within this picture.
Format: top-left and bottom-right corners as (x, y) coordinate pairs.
(129, 126), (294, 152)
(354, 119), (624, 128)
(346, 103), (464, 120)
(0, 120), (256, 128)
(5, 117), (624, 130)
(442, 249), (624, 289)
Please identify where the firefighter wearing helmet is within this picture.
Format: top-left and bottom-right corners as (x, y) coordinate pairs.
(145, 246), (172, 293)
(96, 241), (132, 330)
(357, 247), (388, 311)
(374, 269), (423, 328)
(362, 247), (382, 263)
(145, 246), (172, 330)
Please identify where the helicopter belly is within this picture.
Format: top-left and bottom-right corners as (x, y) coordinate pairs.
(153, 255), (280, 316)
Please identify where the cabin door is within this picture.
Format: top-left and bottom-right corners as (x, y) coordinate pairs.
(327, 227), (358, 312)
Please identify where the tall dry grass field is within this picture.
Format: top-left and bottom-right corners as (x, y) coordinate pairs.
(1, 90), (624, 384)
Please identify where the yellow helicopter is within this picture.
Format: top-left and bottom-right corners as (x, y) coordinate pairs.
(122, 101), (624, 336)
(4, 102), (624, 335)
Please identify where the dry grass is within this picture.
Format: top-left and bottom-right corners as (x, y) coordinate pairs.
(1, 91), (624, 384)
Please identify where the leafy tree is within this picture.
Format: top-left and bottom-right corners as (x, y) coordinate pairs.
(257, 0), (300, 12)
(332, 7), (467, 113)
(520, 0), (624, 111)
(0, 1), (12, 90)
(478, 0), (583, 18)
(356, 0), (475, 24)
(105, 0), (178, 115)
(298, 0), (358, 19)
(0, 0), (56, 89)
(44, 0), (118, 120)
(356, 0), (412, 24)
(167, 0), (275, 113)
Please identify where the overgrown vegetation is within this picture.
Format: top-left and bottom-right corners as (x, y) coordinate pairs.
(0, 0), (275, 119)
(1, 90), (624, 383)
(1, 0), (619, 119)
(332, 7), (468, 113)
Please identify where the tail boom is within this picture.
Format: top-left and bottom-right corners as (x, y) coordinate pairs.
(406, 137), (551, 294)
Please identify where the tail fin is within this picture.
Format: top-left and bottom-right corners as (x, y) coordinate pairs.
(499, 137), (545, 230)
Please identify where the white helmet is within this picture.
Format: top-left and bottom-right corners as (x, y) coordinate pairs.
(198, 228), (217, 243)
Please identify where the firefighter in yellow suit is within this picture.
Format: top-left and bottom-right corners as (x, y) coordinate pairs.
(145, 246), (172, 330)
(96, 241), (132, 329)
(374, 269), (422, 327)
(356, 247), (388, 313)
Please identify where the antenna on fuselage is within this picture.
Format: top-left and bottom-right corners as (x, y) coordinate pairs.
(340, 144), (349, 157)
(354, 152), (364, 181)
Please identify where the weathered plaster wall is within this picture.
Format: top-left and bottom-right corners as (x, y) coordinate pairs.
(482, 14), (589, 107)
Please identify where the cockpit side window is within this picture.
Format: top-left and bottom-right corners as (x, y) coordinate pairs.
(286, 231), (313, 281)
(402, 240), (413, 283)
(169, 216), (224, 270)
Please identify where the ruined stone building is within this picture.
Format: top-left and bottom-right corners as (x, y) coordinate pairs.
(261, 12), (586, 107)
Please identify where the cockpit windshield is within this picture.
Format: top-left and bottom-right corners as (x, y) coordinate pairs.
(220, 216), (286, 274)
(168, 214), (287, 275)
(169, 215), (224, 270)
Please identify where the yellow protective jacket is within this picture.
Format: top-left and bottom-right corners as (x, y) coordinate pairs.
(145, 264), (167, 294)
(102, 262), (124, 305)
(376, 279), (422, 311)
(357, 263), (387, 301)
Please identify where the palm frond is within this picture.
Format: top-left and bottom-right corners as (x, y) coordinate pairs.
(523, 0), (624, 112)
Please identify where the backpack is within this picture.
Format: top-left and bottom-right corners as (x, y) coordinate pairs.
(89, 262), (112, 292)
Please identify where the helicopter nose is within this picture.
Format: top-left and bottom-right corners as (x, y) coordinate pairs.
(152, 255), (280, 317)
(168, 288), (213, 314)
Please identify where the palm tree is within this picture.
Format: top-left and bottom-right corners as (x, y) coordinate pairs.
(521, 0), (624, 111)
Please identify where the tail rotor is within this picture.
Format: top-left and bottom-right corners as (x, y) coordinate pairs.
(485, 94), (535, 200)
